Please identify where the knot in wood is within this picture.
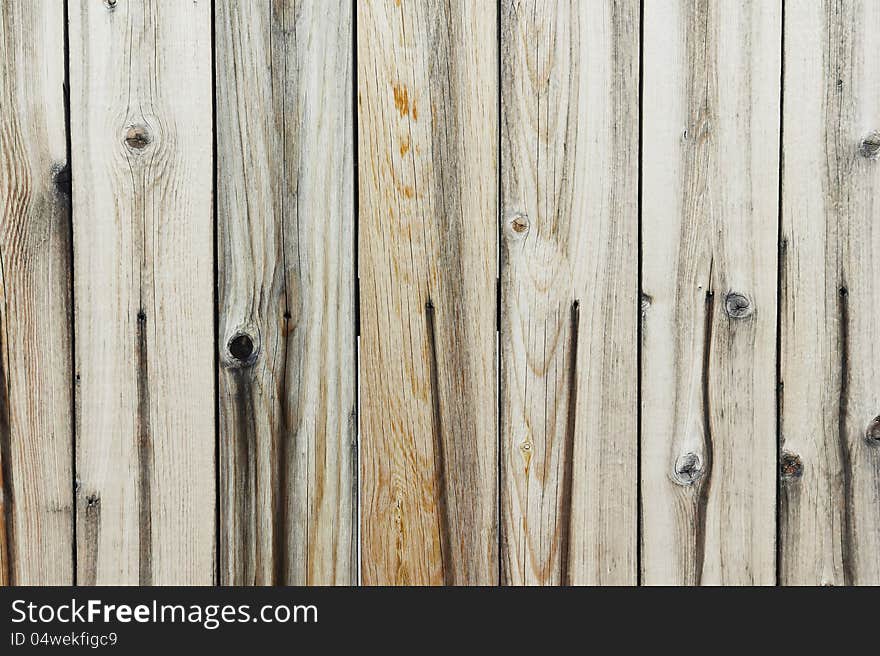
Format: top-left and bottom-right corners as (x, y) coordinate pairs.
(724, 292), (753, 319)
(104, 0), (117, 8)
(859, 131), (880, 160)
(673, 452), (703, 486)
(124, 125), (152, 150)
(780, 451), (803, 480)
(85, 494), (100, 509)
(865, 416), (880, 447)
(228, 333), (256, 366)
(505, 213), (530, 240)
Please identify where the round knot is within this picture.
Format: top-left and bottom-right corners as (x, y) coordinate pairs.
(859, 131), (880, 160)
(227, 332), (258, 367)
(865, 416), (880, 447)
(505, 212), (530, 240)
(124, 125), (152, 150)
(724, 292), (753, 319)
(780, 451), (803, 480)
(673, 452), (703, 486)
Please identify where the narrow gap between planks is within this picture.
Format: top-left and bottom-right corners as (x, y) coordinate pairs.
(61, 0), (77, 588)
(774, 0), (786, 588)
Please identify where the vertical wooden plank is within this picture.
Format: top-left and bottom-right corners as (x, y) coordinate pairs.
(499, 0), (639, 585)
(0, 1), (73, 585)
(69, 0), (214, 585)
(781, 0), (880, 585)
(215, 0), (355, 585)
(358, 0), (497, 585)
(641, 0), (779, 585)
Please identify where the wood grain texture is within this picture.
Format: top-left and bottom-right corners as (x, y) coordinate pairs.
(0, 0), (73, 586)
(216, 0), (356, 585)
(641, 0), (779, 585)
(500, 0), (639, 585)
(358, 0), (497, 585)
(69, 0), (214, 585)
(780, 0), (880, 585)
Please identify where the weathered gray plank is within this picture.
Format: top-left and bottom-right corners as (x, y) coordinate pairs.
(500, 0), (639, 585)
(216, 0), (356, 585)
(780, 0), (880, 585)
(358, 0), (498, 585)
(0, 0), (73, 586)
(69, 0), (214, 584)
(641, 0), (779, 585)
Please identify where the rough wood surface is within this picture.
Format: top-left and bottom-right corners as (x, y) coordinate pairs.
(357, 0), (498, 585)
(641, 0), (779, 585)
(216, 0), (356, 585)
(499, 0), (639, 585)
(780, 0), (880, 585)
(0, 0), (73, 586)
(69, 0), (214, 585)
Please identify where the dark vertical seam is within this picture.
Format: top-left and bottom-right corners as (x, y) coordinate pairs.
(135, 310), (152, 586)
(62, 0), (77, 587)
(131, 0), (152, 589)
(351, 0), (360, 587)
(210, 0), (220, 588)
(0, 313), (15, 586)
(271, 0), (291, 587)
(426, 300), (451, 585)
(694, 284), (715, 585)
(636, 0), (644, 588)
(775, 0), (785, 588)
(558, 300), (580, 586)
(496, 0), (502, 589)
(230, 371), (254, 585)
(274, 330), (290, 586)
(837, 284), (854, 585)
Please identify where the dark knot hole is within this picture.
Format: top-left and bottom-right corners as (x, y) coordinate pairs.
(228, 334), (255, 363)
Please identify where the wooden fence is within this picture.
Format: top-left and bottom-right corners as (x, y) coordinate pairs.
(1, 0), (878, 586)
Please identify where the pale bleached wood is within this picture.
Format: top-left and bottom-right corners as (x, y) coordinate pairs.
(69, 0), (214, 585)
(500, 0), (638, 585)
(641, 0), (779, 585)
(358, 0), (497, 585)
(215, 0), (355, 585)
(780, 0), (880, 585)
(0, 1), (73, 585)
